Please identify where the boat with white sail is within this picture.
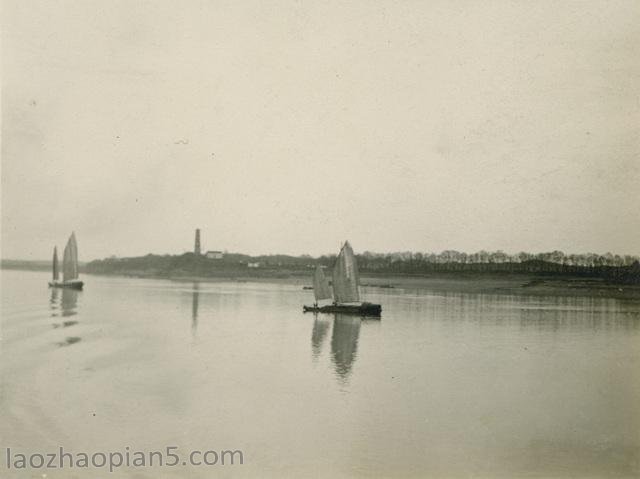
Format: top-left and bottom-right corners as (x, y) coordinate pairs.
(48, 232), (84, 290)
(303, 241), (381, 316)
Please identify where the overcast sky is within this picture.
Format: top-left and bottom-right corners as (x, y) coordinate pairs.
(2, 0), (639, 260)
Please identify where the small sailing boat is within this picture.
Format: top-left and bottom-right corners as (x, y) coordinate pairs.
(48, 232), (84, 290)
(303, 241), (381, 316)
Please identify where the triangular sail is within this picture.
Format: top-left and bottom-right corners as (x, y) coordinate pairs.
(62, 232), (79, 281)
(313, 266), (332, 301)
(332, 241), (360, 303)
(52, 247), (59, 280)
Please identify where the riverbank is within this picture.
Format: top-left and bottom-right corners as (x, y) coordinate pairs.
(3, 263), (639, 300)
(358, 275), (640, 300)
(104, 271), (640, 300)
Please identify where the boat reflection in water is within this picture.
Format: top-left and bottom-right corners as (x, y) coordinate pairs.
(191, 283), (200, 337)
(49, 287), (82, 345)
(330, 314), (362, 384)
(50, 287), (80, 320)
(311, 313), (367, 384)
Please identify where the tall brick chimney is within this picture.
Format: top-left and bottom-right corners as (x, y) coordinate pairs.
(194, 229), (201, 255)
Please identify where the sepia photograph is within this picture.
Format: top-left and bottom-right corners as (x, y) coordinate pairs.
(1, 1), (639, 477)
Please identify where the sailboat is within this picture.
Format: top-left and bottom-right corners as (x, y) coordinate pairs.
(303, 241), (381, 316)
(48, 232), (84, 290)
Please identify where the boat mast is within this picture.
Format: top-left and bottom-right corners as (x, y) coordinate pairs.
(52, 247), (59, 281)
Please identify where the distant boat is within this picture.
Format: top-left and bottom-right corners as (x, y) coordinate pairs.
(48, 232), (84, 290)
(303, 241), (381, 317)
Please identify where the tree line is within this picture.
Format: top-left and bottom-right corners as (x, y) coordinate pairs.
(83, 249), (640, 283)
(355, 250), (640, 268)
(319, 250), (640, 282)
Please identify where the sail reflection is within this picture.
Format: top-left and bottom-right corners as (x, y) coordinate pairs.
(330, 314), (361, 384)
(61, 288), (79, 317)
(191, 283), (200, 336)
(50, 288), (81, 343)
(311, 315), (331, 360)
(56, 336), (81, 347)
(50, 288), (60, 316)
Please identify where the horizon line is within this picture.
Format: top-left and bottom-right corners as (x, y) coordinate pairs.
(3, 248), (640, 265)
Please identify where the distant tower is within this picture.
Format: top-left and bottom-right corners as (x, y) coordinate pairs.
(194, 229), (201, 255)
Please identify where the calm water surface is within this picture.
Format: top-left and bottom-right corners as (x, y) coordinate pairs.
(1, 270), (639, 478)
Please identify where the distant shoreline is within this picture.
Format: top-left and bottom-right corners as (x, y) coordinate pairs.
(164, 272), (640, 300)
(4, 264), (638, 300)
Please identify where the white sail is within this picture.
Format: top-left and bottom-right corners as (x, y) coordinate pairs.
(313, 265), (332, 301)
(52, 247), (59, 280)
(62, 232), (79, 281)
(332, 241), (360, 303)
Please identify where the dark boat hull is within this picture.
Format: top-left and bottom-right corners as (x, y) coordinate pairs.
(303, 302), (381, 317)
(48, 280), (84, 290)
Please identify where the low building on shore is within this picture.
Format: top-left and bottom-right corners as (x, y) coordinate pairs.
(205, 250), (224, 259)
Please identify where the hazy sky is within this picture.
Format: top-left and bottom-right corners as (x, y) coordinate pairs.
(2, 0), (639, 260)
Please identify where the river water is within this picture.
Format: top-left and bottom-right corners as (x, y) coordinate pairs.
(1, 270), (639, 478)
